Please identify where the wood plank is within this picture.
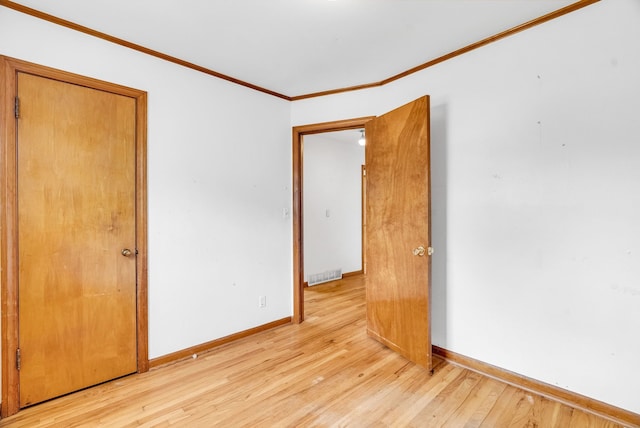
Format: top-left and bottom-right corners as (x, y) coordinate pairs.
(1, 55), (149, 417)
(365, 96), (432, 369)
(433, 345), (639, 426)
(17, 72), (137, 407)
(451, 377), (508, 427)
(0, 275), (629, 427)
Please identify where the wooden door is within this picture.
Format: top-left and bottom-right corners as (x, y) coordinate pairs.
(365, 96), (432, 370)
(17, 72), (138, 406)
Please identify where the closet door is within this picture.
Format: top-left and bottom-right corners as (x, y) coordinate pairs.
(17, 72), (138, 406)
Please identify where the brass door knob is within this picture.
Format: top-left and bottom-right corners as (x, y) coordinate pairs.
(121, 248), (133, 257)
(412, 246), (434, 257)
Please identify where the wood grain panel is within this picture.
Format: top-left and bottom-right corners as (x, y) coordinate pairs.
(149, 317), (291, 368)
(17, 72), (137, 406)
(365, 96), (432, 369)
(0, 276), (630, 427)
(1, 55), (148, 418)
(134, 91), (150, 373)
(433, 345), (640, 427)
(0, 54), (20, 419)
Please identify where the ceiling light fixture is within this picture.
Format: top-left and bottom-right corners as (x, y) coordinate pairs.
(358, 130), (366, 146)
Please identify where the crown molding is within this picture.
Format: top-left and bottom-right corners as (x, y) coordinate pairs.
(0, 0), (599, 100)
(0, 0), (291, 100)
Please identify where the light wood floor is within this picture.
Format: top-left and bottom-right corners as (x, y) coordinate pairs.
(0, 275), (625, 427)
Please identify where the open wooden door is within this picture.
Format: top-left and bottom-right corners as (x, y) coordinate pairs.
(365, 96), (432, 370)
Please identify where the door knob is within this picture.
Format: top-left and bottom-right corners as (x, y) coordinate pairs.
(412, 246), (434, 257)
(121, 248), (133, 257)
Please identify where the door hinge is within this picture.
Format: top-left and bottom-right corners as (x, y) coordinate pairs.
(14, 96), (20, 119)
(16, 348), (21, 371)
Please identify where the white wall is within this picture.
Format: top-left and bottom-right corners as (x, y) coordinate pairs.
(292, 0), (640, 414)
(303, 131), (364, 282)
(2, 0), (639, 416)
(0, 7), (293, 359)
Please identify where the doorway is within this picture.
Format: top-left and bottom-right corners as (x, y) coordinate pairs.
(303, 130), (365, 288)
(0, 56), (149, 417)
(292, 96), (432, 370)
(292, 117), (374, 323)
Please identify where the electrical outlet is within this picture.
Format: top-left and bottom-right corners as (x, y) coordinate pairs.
(259, 296), (266, 308)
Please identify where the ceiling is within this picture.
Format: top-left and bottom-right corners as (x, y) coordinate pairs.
(7, 0), (580, 98)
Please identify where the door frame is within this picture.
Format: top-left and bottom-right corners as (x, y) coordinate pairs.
(292, 116), (374, 323)
(0, 56), (149, 417)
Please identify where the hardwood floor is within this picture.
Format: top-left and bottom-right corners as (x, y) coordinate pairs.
(0, 275), (627, 427)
